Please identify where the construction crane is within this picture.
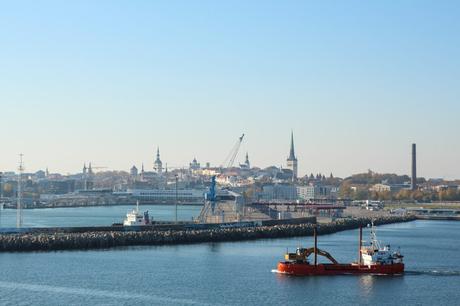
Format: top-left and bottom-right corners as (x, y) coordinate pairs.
(221, 134), (245, 168)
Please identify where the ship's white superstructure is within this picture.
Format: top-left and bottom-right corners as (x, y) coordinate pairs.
(360, 222), (403, 266)
(123, 201), (151, 226)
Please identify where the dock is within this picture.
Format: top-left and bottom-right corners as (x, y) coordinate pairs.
(0, 216), (415, 252)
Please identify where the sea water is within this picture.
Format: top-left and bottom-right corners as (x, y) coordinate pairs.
(0, 220), (459, 305)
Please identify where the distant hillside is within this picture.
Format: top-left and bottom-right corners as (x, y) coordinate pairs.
(342, 171), (411, 185)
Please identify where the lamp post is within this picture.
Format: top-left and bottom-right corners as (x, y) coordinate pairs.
(17, 154), (24, 228)
(175, 174), (178, 223)
(0, 171), (2, 227)
(0, 172), (3, 199)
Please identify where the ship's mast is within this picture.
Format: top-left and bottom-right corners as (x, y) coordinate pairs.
(314, 226), (318, 266)
(370, 221), (381, 250)
(17, 154), (24, 228)
(358, 226), (362, 264)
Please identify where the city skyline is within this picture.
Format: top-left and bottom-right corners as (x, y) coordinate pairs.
(0, 138), (456, 181)
(1, 2), (459, 304)
(1, 1), (459, 179)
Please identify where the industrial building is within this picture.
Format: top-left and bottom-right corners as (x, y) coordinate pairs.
(127, 189), (205, 204)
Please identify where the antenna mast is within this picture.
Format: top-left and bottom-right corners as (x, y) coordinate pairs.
(17, 154), (24, 228)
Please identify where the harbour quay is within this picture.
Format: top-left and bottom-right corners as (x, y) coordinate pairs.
(0, 216), (415, 252)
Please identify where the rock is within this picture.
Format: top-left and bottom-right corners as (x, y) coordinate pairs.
(0, 216), (416, 252)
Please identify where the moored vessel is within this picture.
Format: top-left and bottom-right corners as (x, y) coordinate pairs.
(276, 222), (404, 276)
(123, 201), (151, 226)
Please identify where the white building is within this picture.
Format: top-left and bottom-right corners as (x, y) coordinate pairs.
(297, 185), (336, 200)
(128, 188), (205, 204)
(369, 184), (391, 192)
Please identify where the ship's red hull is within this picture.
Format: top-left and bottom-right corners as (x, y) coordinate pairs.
(277, 262), (404, 276)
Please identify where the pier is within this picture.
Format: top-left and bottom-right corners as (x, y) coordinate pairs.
(0, 216), (415, 252)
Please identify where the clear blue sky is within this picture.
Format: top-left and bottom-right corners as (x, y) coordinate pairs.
(1, 0), (459, 179)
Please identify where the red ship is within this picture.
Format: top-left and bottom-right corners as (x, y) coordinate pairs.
(276, 222), (404, 276)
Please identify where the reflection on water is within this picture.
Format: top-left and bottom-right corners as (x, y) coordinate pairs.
(358, 274), (375, 298)
(405, 270), (460, 276)
(208, 243), (222, 253)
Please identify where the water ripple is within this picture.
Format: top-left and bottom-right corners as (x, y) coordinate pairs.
(405, 270), (460, 276)
(0, 281), (220, 306)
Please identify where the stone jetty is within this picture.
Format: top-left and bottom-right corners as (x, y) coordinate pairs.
(0, 216), (415, 252)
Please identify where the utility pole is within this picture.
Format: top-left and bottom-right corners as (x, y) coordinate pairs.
(175, 174), (178, 223)
(17, 154), (24, 228)
(411, 143), (417, 191)
(0, 171), (3, 227)
(0, 171), (3, 199)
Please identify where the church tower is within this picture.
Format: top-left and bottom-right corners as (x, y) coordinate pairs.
(286, 131), (298, 180)
(140, 163), (145, 180)
(244, 152), (250, 169)
(240, 152), (251, 169)
(154, 147), (163, 174)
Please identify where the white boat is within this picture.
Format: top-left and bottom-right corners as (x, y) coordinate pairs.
(360, 222), (404, 266)
(123, 201), (151, 226)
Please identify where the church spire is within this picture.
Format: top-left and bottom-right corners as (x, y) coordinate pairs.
(154, 146), (163, 174)
(288, 130), (296, 160)
(243, 152), (250, 169)
(286, 130), (298, 180)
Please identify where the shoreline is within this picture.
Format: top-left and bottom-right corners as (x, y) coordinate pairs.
(0, 202), (204, 210)
(0, 216), (416, 252)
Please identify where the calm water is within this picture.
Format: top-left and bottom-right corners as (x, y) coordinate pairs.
(0, 220), (459, 305)
(0, 205), (202, 228)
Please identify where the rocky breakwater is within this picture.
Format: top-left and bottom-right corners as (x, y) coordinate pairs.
(0, 215), (415, 252)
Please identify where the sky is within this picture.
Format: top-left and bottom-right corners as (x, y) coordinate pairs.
(0, 0), (459, 179)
